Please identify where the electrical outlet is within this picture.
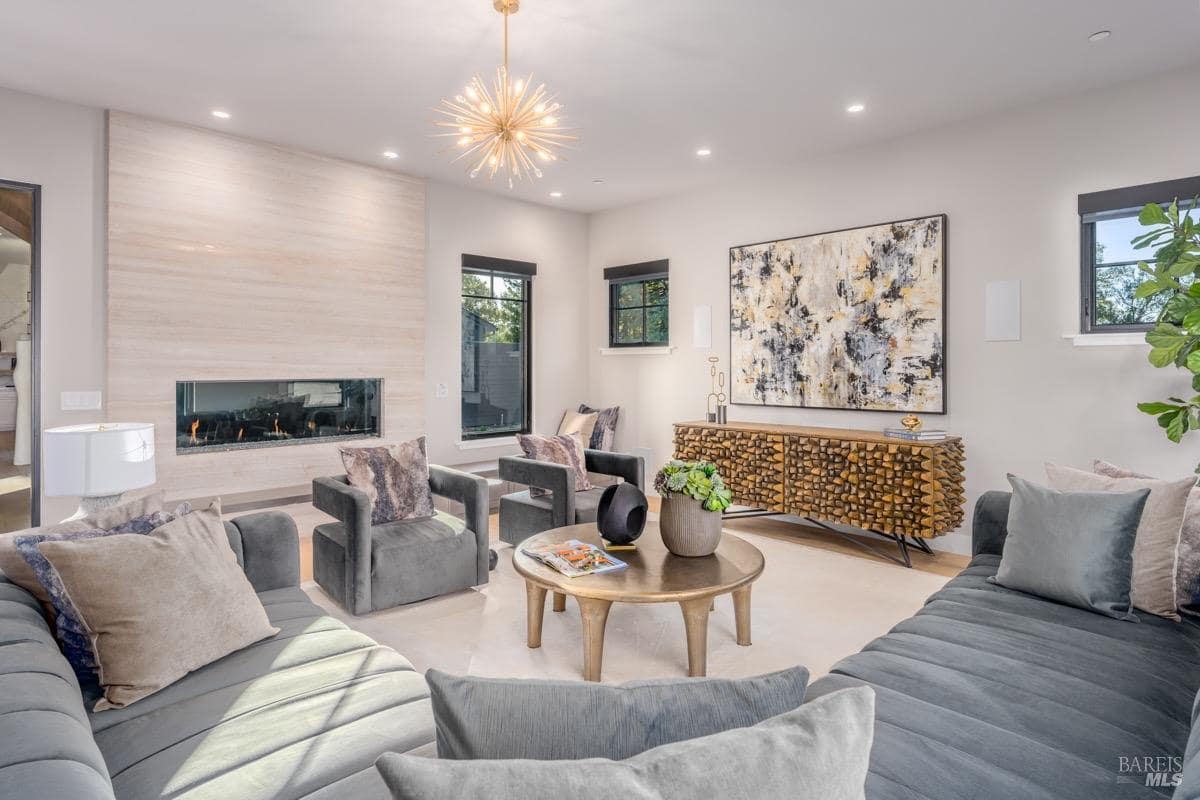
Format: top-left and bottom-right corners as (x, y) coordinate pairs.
(435, 382), (449, 399)
(61, 391), (102, 411)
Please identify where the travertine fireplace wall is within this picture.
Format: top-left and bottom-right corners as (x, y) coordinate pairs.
(106, 112), (425, 499)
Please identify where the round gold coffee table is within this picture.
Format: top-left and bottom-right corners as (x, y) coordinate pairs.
(512, 522), (765, 682)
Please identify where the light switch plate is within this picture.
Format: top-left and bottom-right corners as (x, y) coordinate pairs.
(61, 391), (102, 411)
(434, 382), (449, 399)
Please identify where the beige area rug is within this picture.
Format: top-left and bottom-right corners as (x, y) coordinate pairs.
(304, 526), (950, 683)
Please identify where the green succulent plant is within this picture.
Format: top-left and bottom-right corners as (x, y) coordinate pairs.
(653, 460), (734, 512)
(1132, 199), (1200, 463)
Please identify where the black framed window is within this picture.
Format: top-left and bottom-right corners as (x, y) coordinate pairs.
(1080, 176), (1200, 333)
(461, 254), (533, 440)
(605, 259), (669, 347)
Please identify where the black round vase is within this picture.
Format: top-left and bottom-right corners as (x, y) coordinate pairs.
(596, 482), (649, 545)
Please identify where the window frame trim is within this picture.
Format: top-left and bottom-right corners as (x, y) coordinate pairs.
(460, 264), (533, 441)
(607, 275), (670, 348)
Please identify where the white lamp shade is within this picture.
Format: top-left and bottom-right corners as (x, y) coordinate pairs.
(43, 423), (156, 497)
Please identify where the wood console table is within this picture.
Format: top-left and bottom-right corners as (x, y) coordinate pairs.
(673, 421), (965, 567)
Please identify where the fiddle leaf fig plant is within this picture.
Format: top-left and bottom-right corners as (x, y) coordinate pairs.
(1133, 198), (1200, 452)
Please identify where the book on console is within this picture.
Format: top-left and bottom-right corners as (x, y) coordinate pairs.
(883, 428), (948, 440)
(521, 539), (629, 578)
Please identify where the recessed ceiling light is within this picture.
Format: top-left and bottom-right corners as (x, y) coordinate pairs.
(549, 191), (563, 198)
(695, 148), (713, 157)
(846, 103), (865, 114)
(211, 109), (231, 119)
(1088, 30), (1111, 42)
(382, 151), (399, 160)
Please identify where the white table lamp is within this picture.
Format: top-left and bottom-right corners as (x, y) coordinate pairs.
(43, 423), (156, 518)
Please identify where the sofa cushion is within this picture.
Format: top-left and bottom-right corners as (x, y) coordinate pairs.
(376, 687), (875, 800)
(39, 501), (280, 711)
(808, 555), (1200, 799)
(91, 586), (435, 800)
(0, 576), (116, 799)
(991, 474), (1145, 621)
(427, 665), (810, 760)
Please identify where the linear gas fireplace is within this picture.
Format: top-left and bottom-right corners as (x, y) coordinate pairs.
(176, 379), (382, 454)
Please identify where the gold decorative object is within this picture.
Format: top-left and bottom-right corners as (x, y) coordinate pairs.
(434, 0), (575, 188)
(706, 356), (727, 423)
(900, 414), (923, 432)
(673, 421), (966, 542)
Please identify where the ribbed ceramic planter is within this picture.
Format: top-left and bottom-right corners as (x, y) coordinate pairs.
(658, 494), (722, 557)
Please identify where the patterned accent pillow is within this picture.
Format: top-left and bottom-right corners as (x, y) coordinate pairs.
(15, 504), (192, 680)
(1095, 459), (1200, 616)
(517, 433), (593, 498)
(340, 437), (435, 525)
(579, 404), (619, 450)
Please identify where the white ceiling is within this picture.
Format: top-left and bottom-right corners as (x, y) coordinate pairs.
(2, 1), (1199, 212)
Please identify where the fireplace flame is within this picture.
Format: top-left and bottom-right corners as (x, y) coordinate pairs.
(237, 428), (244, 442)
(189, 419), (200, 444)
(273, 417), (281, 435)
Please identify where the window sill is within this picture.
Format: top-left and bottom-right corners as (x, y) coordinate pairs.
(456, 436), (519, 450)
(1063, 332), (1147, 347)
(598, 346), (676, 356)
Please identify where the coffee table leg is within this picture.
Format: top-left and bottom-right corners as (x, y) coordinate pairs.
(577, 597), (612, 682)
(680, 597), (711, 677)
(525, 582), (547, 649)
(732, 585), (752, 646)
(553, 592), (566, 612)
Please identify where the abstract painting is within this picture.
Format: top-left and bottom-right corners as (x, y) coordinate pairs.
(730, 215), (945, 413)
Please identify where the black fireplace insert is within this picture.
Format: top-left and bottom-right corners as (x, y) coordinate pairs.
(176, 379), (382, 453)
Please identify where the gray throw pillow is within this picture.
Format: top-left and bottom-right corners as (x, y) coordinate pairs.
(427, 665), (810, 760)
(376, 686), (874, 800)
(990, 474), (1147, 621)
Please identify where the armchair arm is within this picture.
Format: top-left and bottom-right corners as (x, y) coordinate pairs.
(499, 456), (575, 528)
(585, 450), (645, 489)
(972, 491), (1012, 558)
(429, 465), (490, 585)
(226, 511), (301, 593)
(312, 475), (375, 614)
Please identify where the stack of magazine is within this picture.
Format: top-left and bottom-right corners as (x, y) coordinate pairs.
(522, 540), (628, 578)
(883, 427), (947, 441)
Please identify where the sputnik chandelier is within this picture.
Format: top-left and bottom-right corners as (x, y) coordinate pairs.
(434, 0), (575, 187)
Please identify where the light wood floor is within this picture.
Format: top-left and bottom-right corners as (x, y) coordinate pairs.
(269, 494), (968, 583)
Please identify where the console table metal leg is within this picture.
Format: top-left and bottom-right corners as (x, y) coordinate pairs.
(525, 582), (547, 649)
(732, 585), (752, 646)
(577, 597), (612, 682)
(680, 597), (712, 677)
(552, 592), (566, 612)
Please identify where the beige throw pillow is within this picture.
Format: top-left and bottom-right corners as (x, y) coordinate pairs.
(556, 410), (599, 448)
(1094, 459), (1200, 617)
(1044, 463), (1190, 620)
(38, 500), (279, 710)
(0, 490), (165, 604)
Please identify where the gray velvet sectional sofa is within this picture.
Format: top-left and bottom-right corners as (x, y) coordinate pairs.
(0, 511), (434, 800)
(808, 490), (1200, 799)
(5, 493), (1200, 799)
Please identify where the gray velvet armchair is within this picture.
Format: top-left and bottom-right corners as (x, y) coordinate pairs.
(497, 449), (645, 546)
(312, 465), (490, 615)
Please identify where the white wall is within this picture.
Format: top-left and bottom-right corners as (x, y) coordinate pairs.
(586, 64), (1200, 553)
(425, 181), (590, 468)
(0, 86), (106, 523)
